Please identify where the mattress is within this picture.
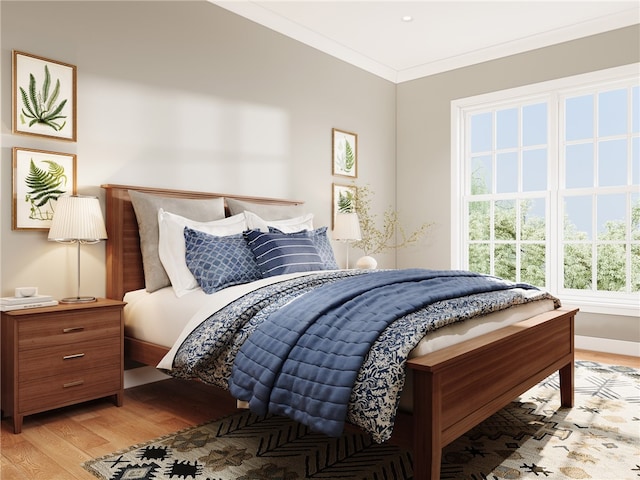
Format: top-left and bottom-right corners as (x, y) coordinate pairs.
(124, 272), (326, 350)
(124, 272), (556, 365)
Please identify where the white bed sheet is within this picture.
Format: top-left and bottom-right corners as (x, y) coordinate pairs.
(124, 287), (210, 349)
(124, 273), (326, 351)
(123, 273), (555, 371)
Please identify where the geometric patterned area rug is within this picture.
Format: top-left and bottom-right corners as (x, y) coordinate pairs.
(83, 361), (639, 480)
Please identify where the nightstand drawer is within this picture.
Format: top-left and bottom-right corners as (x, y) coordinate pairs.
(18, 338), (121, 381)
(18, 309), (121, 349)
(19, 365), (122, 413)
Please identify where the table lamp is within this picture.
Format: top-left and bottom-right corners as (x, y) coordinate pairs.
(333, 212), (361, 269)
(48, 195), (108, 303)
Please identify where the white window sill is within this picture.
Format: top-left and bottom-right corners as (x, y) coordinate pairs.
(559, 294), (640, 318)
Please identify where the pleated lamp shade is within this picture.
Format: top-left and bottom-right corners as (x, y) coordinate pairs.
(48, 195), (107, 242)
(333, 212), (362, 241)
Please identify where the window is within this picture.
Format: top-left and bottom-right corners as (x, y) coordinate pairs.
(451, 64), (639, 315)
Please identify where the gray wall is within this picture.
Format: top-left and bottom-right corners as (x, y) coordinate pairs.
(396, 25), (640, 345)
(1, 1), (397, 300)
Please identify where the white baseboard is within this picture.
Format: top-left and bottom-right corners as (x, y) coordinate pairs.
(124, 366), (170, 389)
(575, 335), (640, 357)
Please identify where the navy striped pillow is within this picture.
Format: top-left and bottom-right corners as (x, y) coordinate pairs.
(244, 229), (324, 277)
(268, 226), (339, 270)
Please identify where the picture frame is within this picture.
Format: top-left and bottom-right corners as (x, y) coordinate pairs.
(12, 50), (77, 141)
(12, 147), (77, 231)
(332, 183), (357, 229)
(332, 128), (357, 178)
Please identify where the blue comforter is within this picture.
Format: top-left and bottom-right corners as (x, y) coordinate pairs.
(228, 269), (538, 437)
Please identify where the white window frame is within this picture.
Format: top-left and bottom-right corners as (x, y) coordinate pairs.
(451, 63), (639, 316)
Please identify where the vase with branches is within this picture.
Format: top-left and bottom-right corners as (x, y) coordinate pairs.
(343, 184), (431, 267)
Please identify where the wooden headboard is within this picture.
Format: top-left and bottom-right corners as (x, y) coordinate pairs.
(101, 184), (303, 300)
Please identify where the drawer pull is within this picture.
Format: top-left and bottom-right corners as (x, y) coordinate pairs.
(63, 380), (84, 388)
(63, 327), (84, 333)
(63, 353), (85, 360)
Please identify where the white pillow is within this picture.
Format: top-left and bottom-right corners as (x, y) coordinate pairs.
(244, 210), (314, 233)
(158, 209), (247, 297)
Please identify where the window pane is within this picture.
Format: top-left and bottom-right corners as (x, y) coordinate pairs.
(523, 148), (547, 191)
(523, 103), (547, 146)
(564, 243), (592, 289)
(597, 244), (626, 291)
(597, 194), (626, 240)
(495, 243), (516, 281)
(633, 137), (639, 185)
(496, 152), (518, 193)
(468, 201), (490, 240)
(469, 243), (490, 274)
(631, 193), (639, 241)
(495, 200), (516, 240)
(497, 108), (518, 149)
(565, 196), (592, 240)
(471, 112), (492, 153)
(633, 86), (639, 134)
(471, 155), (492, 194)
(565, 143), (594, 189)
(632, 244), (640, 292)
(598, 89), (627, 137)
(521, 243), (546, 287)
(521, 198), (546, 241)
(598, 139), (627, 187)
(566, 94), (594, 141)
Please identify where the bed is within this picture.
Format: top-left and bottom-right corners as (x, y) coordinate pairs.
(102, 183), (577, 480)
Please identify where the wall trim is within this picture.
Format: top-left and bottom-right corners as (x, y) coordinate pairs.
(575, 335), (640, 358)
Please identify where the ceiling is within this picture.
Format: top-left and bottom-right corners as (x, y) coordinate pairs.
(211, 1), (639, 83)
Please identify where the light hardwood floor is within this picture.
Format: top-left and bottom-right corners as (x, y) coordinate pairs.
(1, 349), (637, 480)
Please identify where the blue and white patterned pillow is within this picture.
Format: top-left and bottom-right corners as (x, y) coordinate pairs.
(269, 226), (339, 270)
(184, 227), (261, 293)
(244, 229), (325, 278)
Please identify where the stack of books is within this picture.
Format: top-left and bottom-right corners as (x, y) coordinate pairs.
(0, 295), (58, 312)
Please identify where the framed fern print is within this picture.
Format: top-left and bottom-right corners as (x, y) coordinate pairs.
(12, 51), (77, 141)
(332, 183), (357, 229)
(12, 147), (77, 230)
(332, 128), (357, 178)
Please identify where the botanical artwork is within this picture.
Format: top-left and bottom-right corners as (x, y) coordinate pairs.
(332, 183), (357, 228)
(12, 148), (77, 230)
(332, 128), (357, 178)
(12, 51), (77, 141)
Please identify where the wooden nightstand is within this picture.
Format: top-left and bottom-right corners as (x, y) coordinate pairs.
(1, 298), (125, 433)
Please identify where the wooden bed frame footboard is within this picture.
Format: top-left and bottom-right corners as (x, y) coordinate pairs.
(408, 306), (575, 480)
(102, 184), (577, 480)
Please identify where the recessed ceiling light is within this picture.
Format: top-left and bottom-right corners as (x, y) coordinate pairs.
(401, 15), (413, 22)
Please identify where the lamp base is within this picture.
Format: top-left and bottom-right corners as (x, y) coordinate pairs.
(60, 296), (97, 304)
